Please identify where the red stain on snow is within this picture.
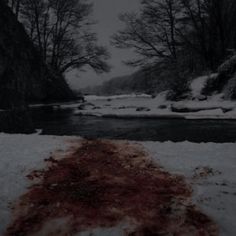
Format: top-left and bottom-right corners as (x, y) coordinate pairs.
(6, 140), (218, 236)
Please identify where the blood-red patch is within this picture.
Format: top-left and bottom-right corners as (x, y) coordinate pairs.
(6, 140), (218, 236)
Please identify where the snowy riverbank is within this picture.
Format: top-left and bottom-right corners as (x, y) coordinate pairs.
(0, 133), (235, 235)
(30, 74), (236, 120)
(30, 93), (236, 120)
(71, 93), (236, 120)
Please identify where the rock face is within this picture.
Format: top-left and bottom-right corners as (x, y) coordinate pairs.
(0, 1), (75, 109)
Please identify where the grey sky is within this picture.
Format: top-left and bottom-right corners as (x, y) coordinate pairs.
(66, 0), (140, 90)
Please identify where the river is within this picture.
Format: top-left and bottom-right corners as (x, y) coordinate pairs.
(31, 107), (236, 143)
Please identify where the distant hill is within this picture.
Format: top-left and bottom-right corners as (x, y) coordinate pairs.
(82, 68), (173, 96)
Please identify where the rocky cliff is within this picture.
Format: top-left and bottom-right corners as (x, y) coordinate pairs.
(0, 0), (75, 109)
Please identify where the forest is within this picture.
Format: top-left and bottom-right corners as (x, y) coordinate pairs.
(2, 0), (236, 102)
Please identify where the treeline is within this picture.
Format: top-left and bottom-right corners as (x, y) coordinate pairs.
(83, 68), (171, 96)
(6, 0), (110, 74)
(112, 0), (236, 99)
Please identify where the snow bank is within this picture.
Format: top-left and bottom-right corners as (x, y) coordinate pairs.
(85, 94), (152, 101)
(191, 74), (217, 98)
(143, 141), (236, 236)
(73, 95), (236, 120)
(28, 87), (236, 120)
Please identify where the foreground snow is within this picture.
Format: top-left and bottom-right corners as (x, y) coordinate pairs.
(0, 133), (235, 235)
(0, 134), (75, 233)
(144, 141), (236, 236)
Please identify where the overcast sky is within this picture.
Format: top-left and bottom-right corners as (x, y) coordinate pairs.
(66, 0), (140, 90)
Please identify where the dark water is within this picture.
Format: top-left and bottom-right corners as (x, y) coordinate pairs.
(31, 107), (236, 143)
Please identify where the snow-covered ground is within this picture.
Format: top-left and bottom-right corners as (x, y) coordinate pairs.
(64, 75), (234, 119)
(0, 133), (235, 235)
(31, 92), (236, 120)
(71, 93), (236, 120)
(29, 75), (236, 120)
(0, 134), (77, 234)
(144, 141), (236, 236)
(190, 73), (218, 98)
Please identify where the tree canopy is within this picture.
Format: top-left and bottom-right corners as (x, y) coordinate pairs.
(112, 0), (236, 72)
(7, 0), (110, 74)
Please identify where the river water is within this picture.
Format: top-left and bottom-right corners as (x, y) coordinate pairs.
(31, 107), (236, 143)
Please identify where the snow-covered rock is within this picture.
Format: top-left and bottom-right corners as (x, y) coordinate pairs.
(191, 74), (217, 98)
(73, 95), (236, 120)
(0, 134), (75, 234)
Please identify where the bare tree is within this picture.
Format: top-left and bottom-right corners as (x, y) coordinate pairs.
(14, 0), (110, 74)
(179, 0), (236, 69)
(111, 0), (182, 67)
(113, 0), (236, 72)
(48, 0), (110, 73)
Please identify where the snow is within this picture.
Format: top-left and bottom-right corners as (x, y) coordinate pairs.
(0, 133), (75, 233)
(71, 94), (236, 120)
(0, 133), (235, 235)
(143, 141), (236, 236)
(191, 74), (217, 97)
(28, 86), (236, 119)
(64, 75), (234, 120)
(85, 94), (152, 101)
